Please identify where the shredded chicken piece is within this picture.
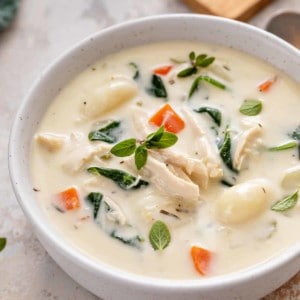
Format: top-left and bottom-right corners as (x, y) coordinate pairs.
(153, 149), (209, 189)
(181, 107), (223, 179)
(131, 107), (154, 138)
(62, 144), (111, 173)
(35, 133), (66, 152)
(126, 154), (200, 208)
(233, 124), (263, 171)
(104, 196), (127, 226)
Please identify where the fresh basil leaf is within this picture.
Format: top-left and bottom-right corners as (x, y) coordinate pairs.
(149, 220), (171, 251)
(89, 120), (121, 143)
(194, 107), (222, 126)
(219, 128), (237, 173)
(147, 74), (167, 98)
(147, 132), (178, 149)
(269, 141), (298, 151)
(86, 192), (103, 219)
(177, 66), (197, 78)
(189, 76), (226, 98)
(129, 62), (139, 80)
(110, 138), (137, 157)
(135, 145), (147, 170)
(0, 237), (6, 252)
(87, 167), (148, 190)
(271, 191), (298, 212)
(239, 99), (262, 116)
(197, 56), (215, 67)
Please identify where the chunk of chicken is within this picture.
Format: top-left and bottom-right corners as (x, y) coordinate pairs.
(103, 196), (127, 226)
(62, 144), (111, 174)
(153, 149), (209, 189)
(181, 107), (223, 179)
(127, 155), (200, 208)
(83, 76), (137, 119)
(35, 133), (66, 152)
(233, 124), (263, 171)
(131, 107), (154, 138)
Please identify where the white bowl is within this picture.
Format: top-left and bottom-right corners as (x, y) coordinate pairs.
(9, 14), (300, 300)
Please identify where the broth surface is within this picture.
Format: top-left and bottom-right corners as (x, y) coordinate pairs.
(31, 41), (300, 279)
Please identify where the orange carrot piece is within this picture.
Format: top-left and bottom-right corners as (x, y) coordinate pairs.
(258, 76), (277, 92)
(153, 65), (173, 76)
(190, 246), (212, 275)
(149, 103), (185, 133)
(54, 187), (81, 211)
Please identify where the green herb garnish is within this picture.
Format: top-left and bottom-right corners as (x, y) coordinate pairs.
(219, 127), (237, 173)
(129, 62), (139, 80)
(194, 107), (222, 126)
(177, 51), (215, 78)
(87, 167), (148, 190)
(86, 192), (103, 219)
(149, 220), (171, 251)
(239, 99), (263, 116)
(88, 120), (121, 143)
(110, 126), (178, 170)
(0, 0), (19, 30)
(147, 74), (167, 98)
(0, 237), (6, 252)
(271, 191), (298, 212)
(269, 141), (298, 152)
(189, 75), (226, 98)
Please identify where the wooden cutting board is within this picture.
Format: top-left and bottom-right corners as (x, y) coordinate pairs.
(182, 0), (274, 21)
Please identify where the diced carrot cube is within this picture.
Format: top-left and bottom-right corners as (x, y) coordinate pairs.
(149, 103), (185, 134)
(53, 187), (81, 211)
(190, 246), (212, 275)
(153, 65), (173, 76)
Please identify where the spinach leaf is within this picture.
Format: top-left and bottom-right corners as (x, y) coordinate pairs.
(0, 0), (19, 30)
(149, 220), (171, 251)
(88, 120), (121, 143)
(288, 126), (300, 159)
(189, 75), (226, 98)
(194, 107), (222, 126)
(0, 237), (6, 252)
(239, 99), (262, 116)
(111, 231), (143, 249)
(86, 192), (103, 219)
(87, 167), (148, 190)
(129, 62), (139, 80)
(147, 74), (167, 98)
(219, 128), (237, 173)
(271, 191), (298, 212)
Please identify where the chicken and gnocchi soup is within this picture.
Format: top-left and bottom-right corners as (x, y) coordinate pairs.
(31, 41), (300, 279)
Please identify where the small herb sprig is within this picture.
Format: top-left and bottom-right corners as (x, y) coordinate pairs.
(149, 220), (171, 251)
(271, 190), (298, 212)
(177, 51), (215, 78)
(239, 99), (262, 116)
(110, 126), (178, 170)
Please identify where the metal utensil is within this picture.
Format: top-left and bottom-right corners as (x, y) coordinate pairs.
(266, 12), (300, 49)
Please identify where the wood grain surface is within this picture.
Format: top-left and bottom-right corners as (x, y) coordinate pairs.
(182, 0), (274, 20)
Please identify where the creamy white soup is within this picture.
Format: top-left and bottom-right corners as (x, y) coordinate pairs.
(31, 41), (300, 279)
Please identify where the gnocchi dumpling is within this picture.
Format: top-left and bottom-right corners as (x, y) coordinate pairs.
(281, 165), (300, 189)
(215, 180), (270, 224)
(83, 76), (137, 118)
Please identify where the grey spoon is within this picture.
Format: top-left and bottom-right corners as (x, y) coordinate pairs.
(265, 12), (300, 49)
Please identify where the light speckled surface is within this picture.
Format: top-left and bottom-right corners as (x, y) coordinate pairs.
(1, 1), (300, 299)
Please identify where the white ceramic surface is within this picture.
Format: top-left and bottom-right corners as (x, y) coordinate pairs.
(8, 14), (300, 300)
